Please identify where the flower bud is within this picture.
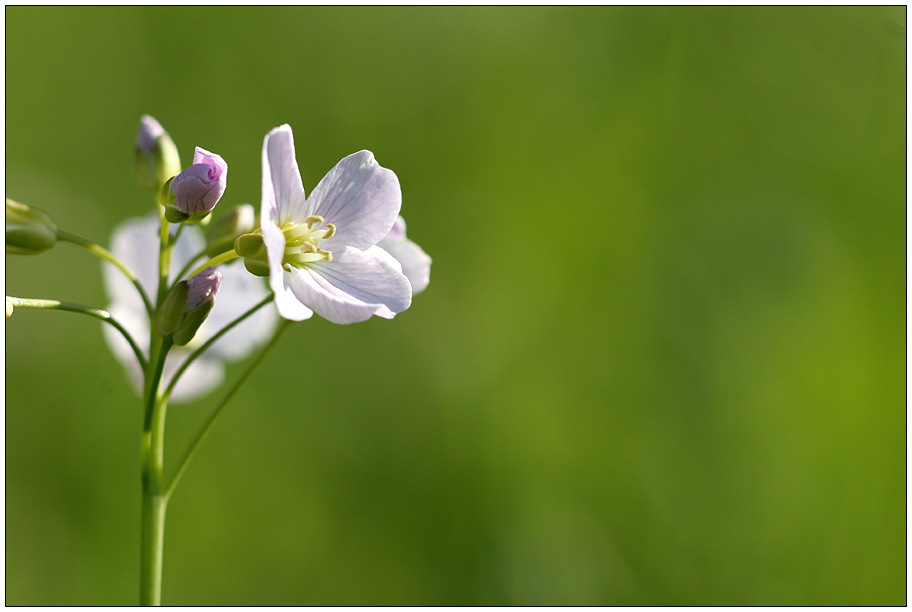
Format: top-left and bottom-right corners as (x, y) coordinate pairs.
(135, 115), (182, 193)
(156, 267), (223, 345)
(206, 204), (256, 258)
(6, 198), (58, 255)
(234, 230), (270, 277)
(165, 147), (227, 224)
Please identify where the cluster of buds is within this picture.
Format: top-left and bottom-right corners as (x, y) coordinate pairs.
(7, 116), (257, 348)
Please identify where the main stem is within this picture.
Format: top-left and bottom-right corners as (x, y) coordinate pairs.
(141, 213), (174, 606)
(140, 334), (171, 606)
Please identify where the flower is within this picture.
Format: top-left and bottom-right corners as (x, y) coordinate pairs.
(103, 214), (277, 402)
(240, 124), (412, 324)
(377, 216), (431, 295)
(166, 147), (227, 223)
(134, 115), (181, 193)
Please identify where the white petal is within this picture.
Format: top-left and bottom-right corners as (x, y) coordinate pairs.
(101, 302), (149, 395)
(195, 260), (279, 360)
(105, 214), (206, 307)
(104, 216), (160, 313)
(364, 244), (403, 273)
(377, 233), (432, 295)
(287, 247), (412, 324)
(307, 151), (401, 250)
(262, 125), (307, 226)
(165, 353), (225, 403)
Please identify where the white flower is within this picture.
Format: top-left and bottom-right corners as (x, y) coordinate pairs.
(102, 214), (278, 402)
(247, 124), (413, 324)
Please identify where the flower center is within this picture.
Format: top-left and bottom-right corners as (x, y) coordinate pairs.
(282, 215), (335, 266)
(234, 216), (336, 277)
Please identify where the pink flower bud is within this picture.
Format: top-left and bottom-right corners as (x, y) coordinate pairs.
(166, 147), (227, 223)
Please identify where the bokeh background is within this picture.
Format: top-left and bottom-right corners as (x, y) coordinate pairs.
(5, 6), (906, 605)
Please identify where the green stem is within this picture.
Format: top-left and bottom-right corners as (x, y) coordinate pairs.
(56, 230), (155, 319)
(162, 296), (273, 401)
(140, 335), (172, 606)
(157, 218), (172, 306)
(7, 296), (146, 369)
(164, 320), (291, 500)
(188, 250), (239, 278)
(173, 248), (208, 285)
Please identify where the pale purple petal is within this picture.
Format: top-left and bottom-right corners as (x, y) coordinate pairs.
(184, 267), (222, 311)
(171, 148), (227, 216)
(192, 147), (228, 178)
(306, 151), (401, 251)
(262, 125), (307, 226)
(137, 115), (165, 152)
(386, 215), (407, 240)
(377, 232), (432, 295)
(286, 247), (412, 324)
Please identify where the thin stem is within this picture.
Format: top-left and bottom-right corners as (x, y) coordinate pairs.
(7, 296), (146, 369)
(187, 250), (239, 278)
(164, 320), (291, 501)
(162, 295), (273, 401)
(173, 248), (208, 284)
(56, 230), (155, 318)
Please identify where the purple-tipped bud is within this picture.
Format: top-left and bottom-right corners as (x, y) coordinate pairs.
(184, 266), (223, 312)
(156, 267), (223, 345)
(135, 115), (181, 193)
(166, 147), (227, 224)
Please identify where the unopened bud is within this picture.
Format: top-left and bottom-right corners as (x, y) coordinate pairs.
(135, 115), (182, 193)
(206, 204), (256, 258)
(165, 147), (227, 224)
(156, 267), (223, 345)
(6, 198), (58, 255)
(234, 230), (270, 277)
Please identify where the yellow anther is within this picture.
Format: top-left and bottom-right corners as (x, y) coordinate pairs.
(305, 215), (324, 229)
(323, 223), (336, 239)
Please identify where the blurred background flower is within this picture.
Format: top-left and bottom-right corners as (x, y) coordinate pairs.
(5, 6), (905, 606)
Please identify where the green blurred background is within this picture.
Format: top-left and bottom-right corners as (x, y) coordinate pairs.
(5, 6), (906, 605)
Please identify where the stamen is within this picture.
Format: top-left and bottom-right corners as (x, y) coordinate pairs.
(322, 223), (336, 239)
(305, 215), (324, 229)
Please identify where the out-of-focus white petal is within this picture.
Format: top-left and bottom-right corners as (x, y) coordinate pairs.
(262, 125), (307, 226)
(101, 301), (149, 392)
(103, 214), (277, 403)
(287, 247), (412, 324)
(165, 354), (225, 403)
(307, 151), (401, 251)
(200, 259), (279, 360)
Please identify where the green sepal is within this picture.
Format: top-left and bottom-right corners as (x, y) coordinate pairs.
(172, 299), (214, 346)
(156, 281), (189, 336)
